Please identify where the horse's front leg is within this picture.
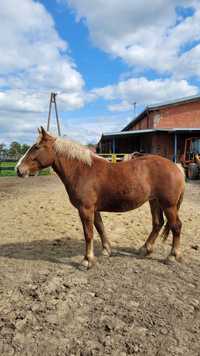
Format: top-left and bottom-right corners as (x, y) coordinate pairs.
(79, 207), (95, 269)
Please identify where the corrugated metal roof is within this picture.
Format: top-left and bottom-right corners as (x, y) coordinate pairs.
(102, 129), (155, 137)
(102, 128), (200, 138)
(147, 94), (200, 110)
(122, 94), (200, 131)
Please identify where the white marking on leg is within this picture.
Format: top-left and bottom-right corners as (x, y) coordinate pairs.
(87, 239), (94, 259)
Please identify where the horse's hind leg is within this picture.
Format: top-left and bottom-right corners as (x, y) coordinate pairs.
(163, 206), (182, 263)
(94, 212), (111, 256)
(139, 200), (164, 256)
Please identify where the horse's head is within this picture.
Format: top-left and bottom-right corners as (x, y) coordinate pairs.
(16, 127), (56, 177)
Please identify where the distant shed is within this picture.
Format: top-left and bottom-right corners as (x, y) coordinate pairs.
(98, 95), (200, 162)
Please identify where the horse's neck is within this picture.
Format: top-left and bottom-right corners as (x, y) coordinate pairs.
(52, 154), (86, 191)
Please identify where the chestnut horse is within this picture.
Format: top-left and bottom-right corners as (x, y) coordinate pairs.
(16, 127), (185, 268)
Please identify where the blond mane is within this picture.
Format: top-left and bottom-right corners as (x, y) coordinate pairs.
(54, 137), (93, 166)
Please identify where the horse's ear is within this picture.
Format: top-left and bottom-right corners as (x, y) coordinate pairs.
(40, 126), (48, 139)
(40, 126), (53, 141)
(40, 126), (46, 136)
(38, 127), (41, 134)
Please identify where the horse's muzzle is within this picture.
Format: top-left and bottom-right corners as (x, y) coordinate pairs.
(16, 167), (24, 177)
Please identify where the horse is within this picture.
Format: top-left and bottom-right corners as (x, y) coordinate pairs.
(16, 127), (185, 269)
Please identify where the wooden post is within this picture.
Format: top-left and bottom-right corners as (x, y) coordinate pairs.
(47, 92), (61, 136)
(174, 132), (177, 163)
(47, 93), (52, 132)
(112, 137), (115, 153)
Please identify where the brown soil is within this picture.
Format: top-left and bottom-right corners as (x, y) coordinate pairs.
(0, 176), (200, 356)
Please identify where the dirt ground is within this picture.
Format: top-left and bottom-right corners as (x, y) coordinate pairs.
(0, 175), (200, 356)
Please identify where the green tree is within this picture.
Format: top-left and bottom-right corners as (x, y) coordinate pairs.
(8, 141), (22, 155)
(0, 143), (7, 157)
(0, 143), (6, 153)
(21, 144), (30, 154)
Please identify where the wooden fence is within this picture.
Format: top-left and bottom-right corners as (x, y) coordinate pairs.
(0, 159), (50, 176)
(0, 159), (17, 175)
(98, 153), (129, 163)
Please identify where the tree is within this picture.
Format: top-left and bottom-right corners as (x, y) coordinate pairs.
(21, 144), (30, 154)
(8, 142), (22, 156)
(0, 143), (7, 157)
(0, 143), (6, 153)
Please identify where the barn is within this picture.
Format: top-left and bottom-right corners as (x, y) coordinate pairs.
(98, 95), (200, 163)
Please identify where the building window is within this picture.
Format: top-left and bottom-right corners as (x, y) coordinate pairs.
(153, 113), (161, 127)
(157, 145), (161, 153)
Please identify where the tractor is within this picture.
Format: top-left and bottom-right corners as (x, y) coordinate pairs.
(180, 137), (200, 179)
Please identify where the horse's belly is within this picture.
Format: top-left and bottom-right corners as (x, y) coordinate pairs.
(99, 197), (145, 212)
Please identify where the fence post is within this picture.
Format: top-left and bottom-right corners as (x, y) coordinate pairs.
(112, 154), (117, 163)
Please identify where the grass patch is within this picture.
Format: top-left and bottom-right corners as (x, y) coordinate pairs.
(0, 161), (51, 177)
(0, 161), (16, 167)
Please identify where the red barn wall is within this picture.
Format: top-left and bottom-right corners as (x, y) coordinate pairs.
(128, 101), (200, 131)
(152, 101), (200, 128)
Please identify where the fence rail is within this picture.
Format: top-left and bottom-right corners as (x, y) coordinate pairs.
(0, 166), (15, 171)
(0, 155), (20, 162)
(98, 153), (129, 163)
(0, 160), (50, 176)
(0, 153), (128, 176)
(0, 160), (17, 175)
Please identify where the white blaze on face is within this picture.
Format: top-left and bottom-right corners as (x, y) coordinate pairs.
(15, 145), (34, 177)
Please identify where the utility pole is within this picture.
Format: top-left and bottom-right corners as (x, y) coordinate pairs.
(133, 102), (136, 117)
(47, 92), (61, 136)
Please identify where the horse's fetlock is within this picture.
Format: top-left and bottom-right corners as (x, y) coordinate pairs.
(102, 246), (111, 256)
(145, 243), (154, 254)
(138, 245), (152, 257)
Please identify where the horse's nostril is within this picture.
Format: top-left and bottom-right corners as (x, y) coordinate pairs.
(17, 167), (23, 177)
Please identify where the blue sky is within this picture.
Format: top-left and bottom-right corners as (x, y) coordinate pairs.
(0, 0), (200, 144)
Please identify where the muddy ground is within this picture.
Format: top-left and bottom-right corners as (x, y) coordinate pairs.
(0, 175), (200, 356)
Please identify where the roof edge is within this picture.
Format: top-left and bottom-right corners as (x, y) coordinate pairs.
(122, 94), (200, 132)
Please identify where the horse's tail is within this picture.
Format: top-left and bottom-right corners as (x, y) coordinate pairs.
(161, 191), (184, 241)
(176, 163), (185, 178)
(161, 222), (170, 242)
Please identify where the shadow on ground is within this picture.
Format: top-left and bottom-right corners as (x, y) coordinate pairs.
(0, 237), (167, 268)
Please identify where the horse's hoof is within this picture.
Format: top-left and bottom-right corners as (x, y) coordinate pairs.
(175, 254), (183, 263)
(102, 247), (111, 257)
(138, 246), (151, 257)
(80, 258), (95, 270)
(164, 254), (182, 265)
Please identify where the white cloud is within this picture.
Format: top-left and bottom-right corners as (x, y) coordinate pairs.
(174, 44), (200, 79)
(90, 77), (198, 111)
(108, 101), (132, 112)
(68, 0), (200, 76)
(0, 0), (85, 128)
(62, 114), (131, 143)
(1, 0), (200, 145)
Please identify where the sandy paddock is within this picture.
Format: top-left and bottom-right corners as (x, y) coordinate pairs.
(0, 175), (200, 355)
